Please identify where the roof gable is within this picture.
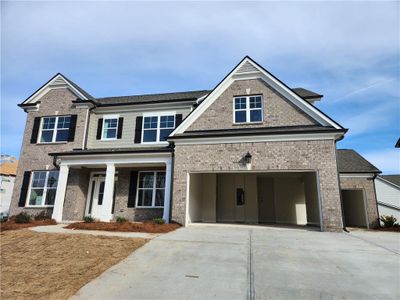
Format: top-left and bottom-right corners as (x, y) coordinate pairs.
(172, 56), (343, 135)
(21, 73), (93, 105)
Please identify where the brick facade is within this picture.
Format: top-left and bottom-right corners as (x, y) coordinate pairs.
(339, 176), (379, 228)
(188, 79), (316, 131)
(172, 140), (344, 231)
(9, 88), (87, 217)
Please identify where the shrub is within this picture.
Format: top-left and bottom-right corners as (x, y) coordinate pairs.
(380, 215), (398, 228)
(116, 216), (127, 224)
(15, 212), (31, 224)
(0, 213), (8, 223)
(153, 217), (165, 225)
(34, 211), (51, 221)
(83, 216), (95, 223)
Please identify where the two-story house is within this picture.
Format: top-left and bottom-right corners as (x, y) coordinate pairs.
(10, 56), (381, 231)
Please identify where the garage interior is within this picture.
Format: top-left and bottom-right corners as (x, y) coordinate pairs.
(188, 171), (321, 229)
(341, 189), (368, 228)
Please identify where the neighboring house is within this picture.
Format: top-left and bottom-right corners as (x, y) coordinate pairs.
(375, 175), (400, 221)
(9, 56), (381, 231)
(0, 158), (18, 216)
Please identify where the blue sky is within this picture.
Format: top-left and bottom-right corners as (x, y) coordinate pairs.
(1, 1), (399, 173)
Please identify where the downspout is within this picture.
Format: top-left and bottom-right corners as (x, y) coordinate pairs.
(168, 142), (175, 223)
(81, 107), (90, 150)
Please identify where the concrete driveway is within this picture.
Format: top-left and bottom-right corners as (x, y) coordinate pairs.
(72, 225), (399, 300)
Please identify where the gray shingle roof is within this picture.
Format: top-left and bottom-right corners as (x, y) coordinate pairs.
(292, 88), (323, 99)
(379, 175), (400, 187)
(337, 149), (381, 174)
(95, 90), (210, 105)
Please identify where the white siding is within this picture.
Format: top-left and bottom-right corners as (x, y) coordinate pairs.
(87, 107), (191, 149)
(0, 175), (15, 215)
(375, 177), (400, 220)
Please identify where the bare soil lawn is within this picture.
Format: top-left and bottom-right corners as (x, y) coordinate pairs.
(1, 219), (57, 232)
(1, 229), (147, 300)
(65, 221), (181, 233)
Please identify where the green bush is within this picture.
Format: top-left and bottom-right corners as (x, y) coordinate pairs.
(83, 216), (95, 223)
(34, 211), (51, 221)
(380, 215), (398, 228)
(153, 217), (165, 225)
(116, 216), (127, 224)
(0, 213), (8, 223)
(15, 212), (31, 224)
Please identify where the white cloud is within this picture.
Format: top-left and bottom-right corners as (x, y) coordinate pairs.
(363, 149), (400, 174)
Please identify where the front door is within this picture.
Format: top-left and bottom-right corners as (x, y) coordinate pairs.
(86, 176), (106, 219)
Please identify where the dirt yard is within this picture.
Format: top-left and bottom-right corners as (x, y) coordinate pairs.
(0, 229), (147, 300)
(65, 221), (181, 233)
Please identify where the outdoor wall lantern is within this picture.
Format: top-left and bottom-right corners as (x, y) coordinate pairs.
(244, 152), (252, 170)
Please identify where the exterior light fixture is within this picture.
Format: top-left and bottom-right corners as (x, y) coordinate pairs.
(244, 152), (252, 170)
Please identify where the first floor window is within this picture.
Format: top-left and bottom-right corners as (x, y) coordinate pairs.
(102, 117), (119, 139)
(142, 115), (175, 143)
(234, 95), (263, 123)
(40, 116), (71, 143)
(28, 171), (59, 206)
(136, 171), (165, 207)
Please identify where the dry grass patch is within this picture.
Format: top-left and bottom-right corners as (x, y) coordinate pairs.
(65, 221), (181, 233)
(0, 219), (57, 232)
(1, 229), (147, 300)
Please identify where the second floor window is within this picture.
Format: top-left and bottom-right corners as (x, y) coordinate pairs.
(142, 115), (175, 143)
(234, 95), (263, 124)
(40, 116), (71, 143)
(102, 117), (119, 140)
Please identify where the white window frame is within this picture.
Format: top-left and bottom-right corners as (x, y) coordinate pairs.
(101, 115), (119, 141)
(25, 170), (59, 207)
(232, 95), (264, 124)
(135, 171), (166, 208)
(141, 112), (176, 144)
(38, 115), (71, 144)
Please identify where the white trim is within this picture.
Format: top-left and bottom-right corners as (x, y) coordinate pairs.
(171, 57), (342, 135)
(22, 74), (89, 104)
(171, 132), (341, 145)
(376, 176), (400, 190)
(339, 173), (375, 179)
(141, 112), (176, 144)
(82, 108), (89, 149)
(135, 171), (166, 208)
(101, 115), (119, 141)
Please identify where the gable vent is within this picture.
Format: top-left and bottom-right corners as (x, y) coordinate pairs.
(51, 76), (67, 86)
(236, 61), (259, 74)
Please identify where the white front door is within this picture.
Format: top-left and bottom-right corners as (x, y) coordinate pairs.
(86, 176), (106, 219)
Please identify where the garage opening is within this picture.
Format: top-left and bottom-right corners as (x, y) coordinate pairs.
(341, 189), (368, 228)
(187, 172), (321, 230)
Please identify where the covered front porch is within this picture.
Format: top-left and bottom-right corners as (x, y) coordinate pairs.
(50, 149), (173, 223)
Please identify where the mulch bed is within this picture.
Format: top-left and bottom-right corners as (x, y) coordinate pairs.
(65, 221), (181, 233)
(0, 219), (57, 232)
(374, 227), (400, 232)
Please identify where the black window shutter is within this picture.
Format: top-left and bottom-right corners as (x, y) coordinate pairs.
(128, 171), (138, 208)
(68, 114), (78, 142)
(175, 114), (183, 128)
(30, 117), (41, 144)
(18, 171), (31, 207)
(96, 118), (103, 140)
(134, 116), (143, 143)
(117, 117), (124, 139)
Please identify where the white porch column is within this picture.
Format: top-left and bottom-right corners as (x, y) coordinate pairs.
(163, 161), (172, 223)
(99, 163), (115, 222)
(52, 164), (69, 222)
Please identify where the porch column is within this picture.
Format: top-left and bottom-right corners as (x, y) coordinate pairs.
(99, 163), (115, 222)
(163, 161), (172, 223)
(52, 165), (69, 222)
